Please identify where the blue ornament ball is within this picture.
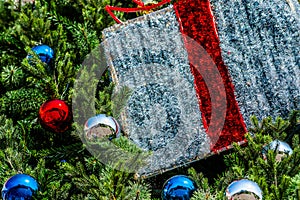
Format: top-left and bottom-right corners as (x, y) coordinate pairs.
(2, 174), (39, 200)
(27, 44), (54, 65)
(162, 175), (197, 200)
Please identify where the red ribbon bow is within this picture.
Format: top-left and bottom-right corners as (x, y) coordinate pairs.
(105, 0), (170, 23)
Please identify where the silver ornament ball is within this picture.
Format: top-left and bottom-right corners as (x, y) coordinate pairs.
(262, 140), (293, 161)
(84, 114), (121, 140)
(226, 179), (263, 200)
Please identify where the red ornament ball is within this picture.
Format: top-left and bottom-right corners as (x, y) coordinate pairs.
(38, 99), (72, 133)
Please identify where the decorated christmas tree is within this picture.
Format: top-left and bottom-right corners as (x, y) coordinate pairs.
(0, 0), (299, 199)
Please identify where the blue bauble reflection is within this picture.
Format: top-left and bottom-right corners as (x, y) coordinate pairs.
(162, 175), (197, 200)
(28, 44), (54, 65)
(2, 174), (39, 200)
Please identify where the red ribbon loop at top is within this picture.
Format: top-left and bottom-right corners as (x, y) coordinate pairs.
(133, 0), (145, 7)
(105, 0), (171, 24)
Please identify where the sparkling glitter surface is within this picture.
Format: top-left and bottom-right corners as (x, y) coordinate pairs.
(208, 0), (300, 126)
(174, 0), (247, 151)
(103, 7), (210, 176)
(102, 0), (300, 176)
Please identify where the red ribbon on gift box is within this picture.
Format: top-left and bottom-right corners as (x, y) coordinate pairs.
(105, 0), (248, 152)
(105, 0), (170, 24)
(174, 0), (247, 151)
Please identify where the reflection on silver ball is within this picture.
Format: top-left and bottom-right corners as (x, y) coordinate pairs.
(84, 114), (121, 140)
(262, 140), (293, 161)
(225, 179), (263, 200)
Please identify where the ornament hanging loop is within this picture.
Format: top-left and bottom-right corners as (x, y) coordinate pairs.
(105, 0), (170, 24)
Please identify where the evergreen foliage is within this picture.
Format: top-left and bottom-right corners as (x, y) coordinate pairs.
(0, 0), (299, 199)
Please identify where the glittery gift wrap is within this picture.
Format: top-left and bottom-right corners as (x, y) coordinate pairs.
(208, 0), (300, 127)
(174, 0), (247, 151)
(103, 7), (210, 176)
(102, 0), (300, 176)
